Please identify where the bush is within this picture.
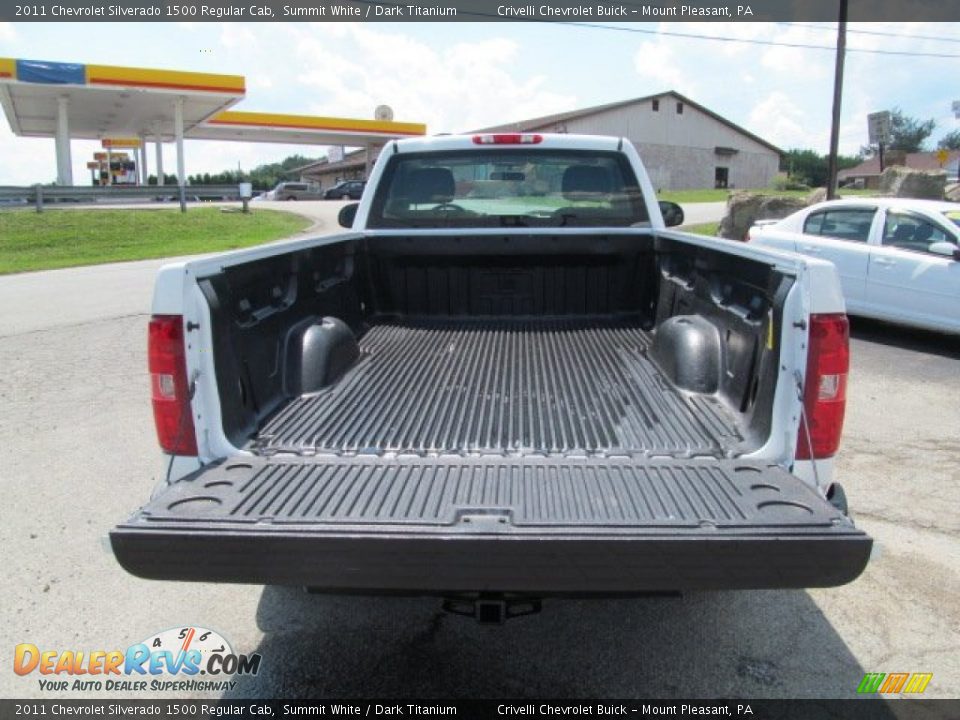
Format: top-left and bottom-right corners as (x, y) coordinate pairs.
(771, 176), (811, 192)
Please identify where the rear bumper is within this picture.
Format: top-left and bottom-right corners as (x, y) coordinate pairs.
(111, 527), (871, 594)
(112, 456), (872, 594)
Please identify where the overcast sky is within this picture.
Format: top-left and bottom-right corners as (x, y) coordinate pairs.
(0, 20), (958, 185)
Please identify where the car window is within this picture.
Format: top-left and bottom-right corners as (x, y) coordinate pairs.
(882, 211), (953, 254)
(803, 212), (824, 235)
(803, 208), (875, 242)
(942, 211), (960, 231)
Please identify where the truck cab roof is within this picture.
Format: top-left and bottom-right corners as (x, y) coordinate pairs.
(390, 133), (625, 154)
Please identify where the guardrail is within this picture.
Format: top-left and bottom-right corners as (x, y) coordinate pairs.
(0, 184), (247, 213)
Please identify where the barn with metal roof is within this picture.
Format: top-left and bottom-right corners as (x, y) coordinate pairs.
(295, 91), (785, 191)
(476, 91), (784, 191)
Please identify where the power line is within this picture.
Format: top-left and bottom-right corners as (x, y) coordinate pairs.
(606, 1), (960, 42)
(553, 21), (960, 58)
(349, 0), (960, 58)
(779, 21), (960, 44)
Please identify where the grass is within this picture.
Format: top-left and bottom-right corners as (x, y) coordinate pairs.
(658, 189), (739, 203)
(681, 221), (720, 237)
(0, 207), (312, 274)
(836, 188), (881, 197)
(658, 187), (880, 203)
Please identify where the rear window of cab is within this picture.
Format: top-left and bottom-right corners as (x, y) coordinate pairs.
(367, 149), (649, 228)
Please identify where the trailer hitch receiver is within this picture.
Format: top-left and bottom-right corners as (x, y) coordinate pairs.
(442, 594), (542, 624)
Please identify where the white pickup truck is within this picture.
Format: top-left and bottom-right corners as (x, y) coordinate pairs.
(111, 134), (870, 619)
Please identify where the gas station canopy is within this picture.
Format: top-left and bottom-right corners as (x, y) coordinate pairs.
(193, 110), (427, 146)
(0, 56), (427, 185)
(0, 57), (246, 141)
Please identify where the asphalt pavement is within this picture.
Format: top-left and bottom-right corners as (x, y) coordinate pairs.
(0, 201), (956, 700)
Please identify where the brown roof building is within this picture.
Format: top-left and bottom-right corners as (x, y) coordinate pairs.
(838, 150), (960, 189)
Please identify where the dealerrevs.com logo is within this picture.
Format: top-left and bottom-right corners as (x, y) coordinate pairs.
(14, 626), (262, 693)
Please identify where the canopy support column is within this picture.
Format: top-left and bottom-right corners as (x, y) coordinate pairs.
(138, 135), (148, 186)
(174, 97), (186, 211)
(55, 96), (73, 186)
(154, 123), (164, 186)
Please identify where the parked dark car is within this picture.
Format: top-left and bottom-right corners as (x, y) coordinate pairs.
(324, 180), (366, 200)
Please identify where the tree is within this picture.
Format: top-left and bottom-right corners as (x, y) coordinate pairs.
(784, 148), (862, 187)
(861, 108), (936, 156)
(938, 129), (960, 150)
(147, 173), (179, 186)
(183, 154), (321, 190)
(245, 154), (318, 191)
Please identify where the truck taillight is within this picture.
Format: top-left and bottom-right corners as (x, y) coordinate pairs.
(796, 313), (849, 460)
(148, 315), (198, 456)
(471, 133), (543, 145)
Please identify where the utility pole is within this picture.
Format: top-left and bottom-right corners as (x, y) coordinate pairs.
(826, 0), (848, 200)
(954, 101), (960, 182)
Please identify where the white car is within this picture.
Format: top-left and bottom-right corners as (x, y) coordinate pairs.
(749, 198), (960, 334)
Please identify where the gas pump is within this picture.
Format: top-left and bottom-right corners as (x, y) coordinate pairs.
(97, 138), (142, 185)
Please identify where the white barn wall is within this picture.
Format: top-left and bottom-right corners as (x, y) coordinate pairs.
(527, 97), (780, 190)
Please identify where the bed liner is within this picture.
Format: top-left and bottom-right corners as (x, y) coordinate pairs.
(253, 317), (744, 459)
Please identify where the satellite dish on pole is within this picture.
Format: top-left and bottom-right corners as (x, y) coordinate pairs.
(375, 105), (394, 122)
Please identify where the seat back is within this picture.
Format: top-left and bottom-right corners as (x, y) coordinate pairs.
(562, 165), (614, 201)
(408, 167), (455, 204)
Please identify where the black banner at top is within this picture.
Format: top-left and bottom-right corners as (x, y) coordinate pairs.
(2, 0), (960, 22)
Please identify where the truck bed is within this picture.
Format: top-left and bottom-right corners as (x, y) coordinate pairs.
(252, 317), (744, 459)
(113, 227), (872, 595)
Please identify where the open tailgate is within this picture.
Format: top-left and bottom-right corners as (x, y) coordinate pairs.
(111, 457), (871, 593)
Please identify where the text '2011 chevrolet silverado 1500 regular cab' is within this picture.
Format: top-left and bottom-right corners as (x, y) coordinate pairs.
(111, 134), (870, 617)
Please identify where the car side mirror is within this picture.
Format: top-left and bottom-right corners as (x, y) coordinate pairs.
(928, 241), (960, 259)
(658, 200), (685, 228)
(338, 202), (359, 229)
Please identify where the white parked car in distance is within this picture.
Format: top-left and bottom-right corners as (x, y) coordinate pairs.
(748, 198), (960, 334)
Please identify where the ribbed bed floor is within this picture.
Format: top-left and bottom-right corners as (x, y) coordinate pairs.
(253, 318), (743, 458)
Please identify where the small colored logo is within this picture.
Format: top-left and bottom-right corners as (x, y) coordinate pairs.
(857, 672), (933, 694)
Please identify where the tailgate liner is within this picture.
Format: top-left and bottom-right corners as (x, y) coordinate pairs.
(112, 458), (871, 592)
(253, 318), (743, 458)
(130, 457), (843, 528)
